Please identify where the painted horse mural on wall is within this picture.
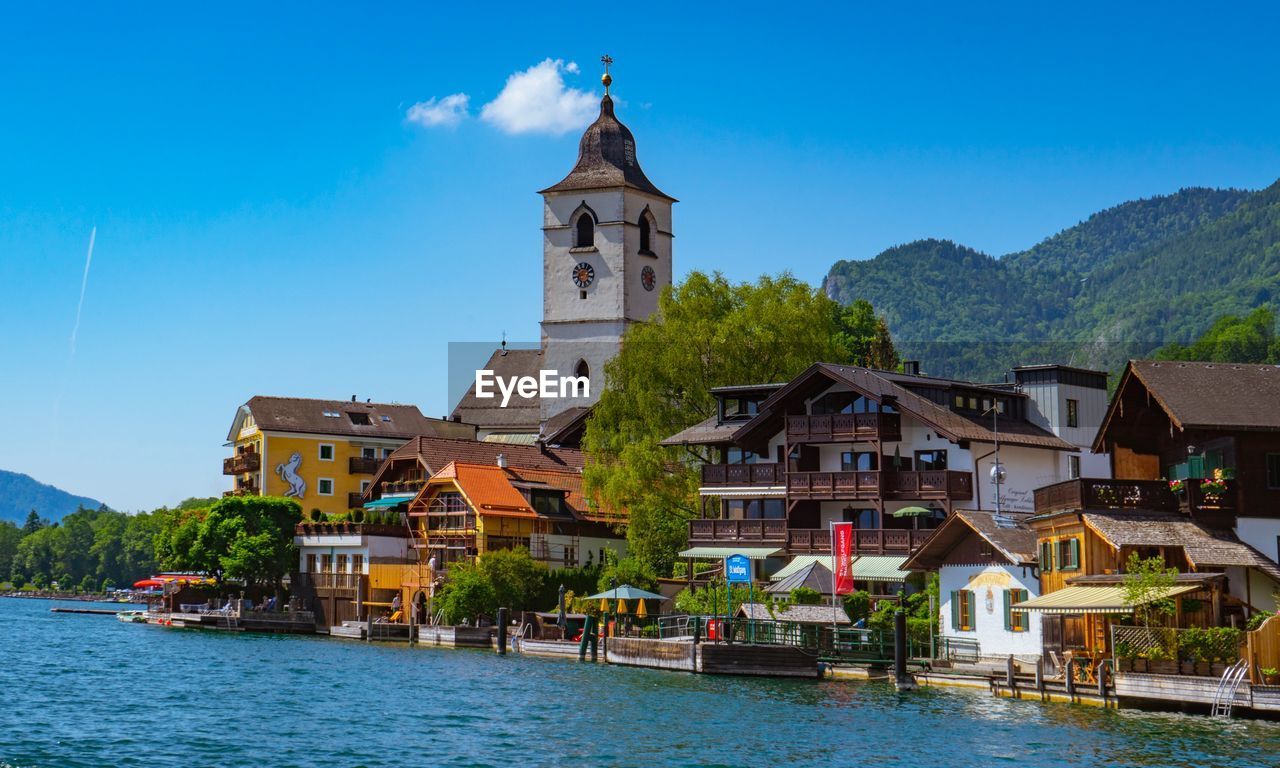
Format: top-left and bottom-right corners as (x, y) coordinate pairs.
(276, 452), (306, 498)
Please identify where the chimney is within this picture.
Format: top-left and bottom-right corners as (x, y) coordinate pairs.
(903, 361), (921, 376)
(351, 395), (357, 403)
(496, 453), (507, 469)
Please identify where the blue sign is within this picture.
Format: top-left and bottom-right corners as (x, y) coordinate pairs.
(725, 554), (751, 583)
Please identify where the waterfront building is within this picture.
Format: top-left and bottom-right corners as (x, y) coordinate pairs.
(902, 510), (1042, 662)
(1090, 360), (1280, 561)
(406, 459), (625, 573)
(663, 362), (1094, 579)
(1016, 479), (1280, 661)
(450, 66), (674, 435)
(292, 517), (413, 627)
(224, 396), (474, 517)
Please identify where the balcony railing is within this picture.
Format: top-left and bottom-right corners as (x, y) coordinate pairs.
(223, 453), (261, 475)
(786, 469), (972, 501)
(1034, 478), (1179, 515)
(688, 518), (788, 544)
(785, 412), (902, 443)
(1179, 479), (1238, 517)
(349, 456), (381, 474)
(701, 463), (785, 486)
(348, 491), (365, 509)
(296, 572), (362, 591)
(687, 520), (933, 555)
(382, 479), (426, 496)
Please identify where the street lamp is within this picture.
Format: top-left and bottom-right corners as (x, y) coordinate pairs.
(985, 403), (1013, 527)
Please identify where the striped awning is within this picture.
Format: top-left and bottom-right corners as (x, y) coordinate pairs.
(852, 555), (912, 583)
(770, 555), (828, 581)
(677, 546), (784, 560)
(1012, 584), (1200, 615)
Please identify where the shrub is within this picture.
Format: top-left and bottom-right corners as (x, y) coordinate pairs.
(309, 508), (324, 522)
(349, 509), (365, 524)
(437, 565), (497, 625)
(1248, 611), (1274, 631)
(789, 586), (823, 606)
(842, 590), (871, 622)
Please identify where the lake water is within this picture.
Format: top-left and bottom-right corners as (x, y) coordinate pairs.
(3, 598), (1278, 768)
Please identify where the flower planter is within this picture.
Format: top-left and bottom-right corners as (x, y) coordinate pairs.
(1178, 661), (1196, 676)
(1148, 660), (1179, 675)
(1132, 659), (1149, 673)
(1194, 661), (1212, 676)
(1117, 659), (1135, 673)
(1210, 662), (1228, 677)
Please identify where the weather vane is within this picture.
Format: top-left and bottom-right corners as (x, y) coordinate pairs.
(601, 54), (613, 94)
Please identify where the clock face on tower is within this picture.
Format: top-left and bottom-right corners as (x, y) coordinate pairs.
(641, 266), (656, 291)
(572, 262), (595, 288)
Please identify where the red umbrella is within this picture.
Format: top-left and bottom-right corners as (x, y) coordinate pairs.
(133, 579), (164, 589)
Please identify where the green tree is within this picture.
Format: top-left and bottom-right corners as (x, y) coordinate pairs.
(473, 548), (547, 612)
(22, 510), (46, 534)
(0, 521), (21, 582)
(1121, 552), (1179, 631)
(584, 271), (893, 576)
(437, 564), (498, 625)
(1155, 307), (1278, 364)
(597, 554), (658, 594)
(194, 496), (302, 589)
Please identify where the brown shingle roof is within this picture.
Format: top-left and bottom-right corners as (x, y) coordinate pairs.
(230, 396), (474, 442)
(539, 95), (673, 201)
(736, 602), (851, 624)
(1081, 511), (1280, 582)
(902, 510), (1038, 571)
(385, 435), (584, 476)
(541, 405), (592, 448)
(449, 348), (543, 430)
(659, 414), (741, 446)
(735, 363), (1075, 451)
(1116, 360), (1280, 432)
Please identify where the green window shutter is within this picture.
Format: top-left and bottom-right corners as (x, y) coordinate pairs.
(1069, 538), (1080, 570)
(1040, 541), (1053, 572)
(1188, 456), (1205, 479)
(950, 590), (960, 631)
(1002, 589), (1012, 631)
(965, 591), (976, 631)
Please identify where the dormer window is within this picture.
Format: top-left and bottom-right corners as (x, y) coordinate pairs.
(575, 214), (594, 248)
(348, 412), (370, 426)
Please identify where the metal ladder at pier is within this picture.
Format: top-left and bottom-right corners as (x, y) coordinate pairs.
(1211, 659), (1249, 718)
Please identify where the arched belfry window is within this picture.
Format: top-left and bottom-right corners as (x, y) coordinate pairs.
(638, 214), (652, 254)
(575, 214), (594, 248)
(575, 359), (590, 380)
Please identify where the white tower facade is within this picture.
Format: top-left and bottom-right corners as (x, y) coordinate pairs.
(539, 87), (675, 423)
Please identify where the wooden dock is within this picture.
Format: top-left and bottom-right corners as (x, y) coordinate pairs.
(50, 607), (122, 615)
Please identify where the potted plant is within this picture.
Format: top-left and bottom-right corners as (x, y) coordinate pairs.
(1114, 640), (1137, 673)
(1167, 479), (1185, 495)
(1263, 667), (1280, 685)
(1146, 646), (1178, 675)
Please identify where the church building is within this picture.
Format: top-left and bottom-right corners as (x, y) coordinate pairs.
(451, 62), (675, 445)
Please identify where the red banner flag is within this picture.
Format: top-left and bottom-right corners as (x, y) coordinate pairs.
(832, 522), (854, 595)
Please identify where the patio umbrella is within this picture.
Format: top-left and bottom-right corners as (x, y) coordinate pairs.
(892, 446), (902, 469)
(133, 579), (164, 589)
(635, 598), (648, 618)
(599, 598), (610, 613)
(616, 598), (629, 614)
(893, 506), (933, 518)
(581, 585), (668, 602)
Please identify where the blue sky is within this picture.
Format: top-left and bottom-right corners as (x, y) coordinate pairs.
(3, 3), (1280, 511)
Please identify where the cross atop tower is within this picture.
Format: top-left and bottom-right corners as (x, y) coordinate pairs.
(601, 54), (613, 94)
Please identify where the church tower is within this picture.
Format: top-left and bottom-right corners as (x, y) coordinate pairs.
(539, 59), (675, 423)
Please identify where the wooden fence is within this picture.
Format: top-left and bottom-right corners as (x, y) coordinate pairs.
(1247, 614), (1280, 683)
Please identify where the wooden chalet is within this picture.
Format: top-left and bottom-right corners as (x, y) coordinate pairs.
(663, 363), (1082, 568)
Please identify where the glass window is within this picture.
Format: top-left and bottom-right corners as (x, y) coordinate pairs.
(319, 444), (334, 461)
(1068, 455), (1081, 480)
(843, 508), (877, 528)
(915, 450), (948, 471)
(953, 394), (964, 408)
(362, 447), (376, 459)
(841, 452), (878, 471)
(352, 555), (363, 574)
(726, 447), (759, 465)
(1066, 399), (1080, 428)
(318, 478), (334, 496)
(1268, 454), (1280, 489)
(336, 554), (348, 573)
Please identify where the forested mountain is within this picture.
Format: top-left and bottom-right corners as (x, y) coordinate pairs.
(824, 183), (1280, 379)
(0, 470), (104, 524)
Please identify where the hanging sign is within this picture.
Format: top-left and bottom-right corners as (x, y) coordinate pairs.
(725, 554), (751, 583)
(832, 522), (855, 595)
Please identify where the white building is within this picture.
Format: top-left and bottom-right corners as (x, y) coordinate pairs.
(903, 511), (1043, 661)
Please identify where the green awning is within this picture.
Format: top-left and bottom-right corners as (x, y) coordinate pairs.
(851, 555), (911, 583)
(1011, 584), (1200, 615)
(770, 555), (829, 581)
(677, 546), (784, 560)
(363, 495), (413, 509)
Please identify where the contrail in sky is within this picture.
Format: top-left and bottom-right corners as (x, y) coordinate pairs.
(70, 226), (96, 354)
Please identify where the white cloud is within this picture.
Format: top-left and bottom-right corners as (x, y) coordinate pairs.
(405, 93), (470, 128)
(480, 59), (597, 136)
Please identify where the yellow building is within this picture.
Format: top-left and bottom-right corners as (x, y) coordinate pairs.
(224, 396), (475, 517)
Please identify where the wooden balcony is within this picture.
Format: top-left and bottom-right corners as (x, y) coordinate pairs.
(687, 520), (933, 555)
(1178, 479), (1238, 517)
(701, 463), (785, 487)
(348, 491), (366, 509)
(1034, 478), (1179, 515)
(785, 470), (972, 501)
(223, 453), (261, 475)
(788, 527), (933, 555)
(295, 572), (362, 593)
(785, 412), (902, 443)
(349, 456), (381, 474)
(688, 519), (788, 545)
(787, 471), (884, 499)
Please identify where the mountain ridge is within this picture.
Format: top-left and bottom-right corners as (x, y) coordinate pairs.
(0, 469), (105, 525)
